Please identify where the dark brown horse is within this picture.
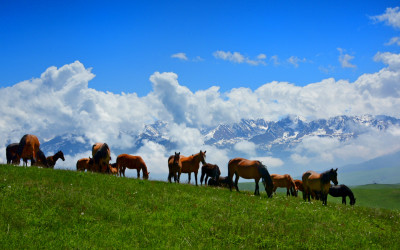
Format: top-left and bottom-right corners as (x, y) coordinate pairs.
(228, 157), (274, 197)
(13, 134), (41, 166)
(302, 168), (338, 205)
(6, 143), (20, 165)
(200, 163), (221, 186)
(208, 176), (230, 188)
(46, 151), (65, 168)
(270, 174), (297, 197)
(180, 150), (207, 186)
(76, 157), (94, 172)
(33, 149), (50, 167)
(168, 152), (182, 183)
(329, 184), (356, 205)
(92, 143), (111, 173)
(116, 154), (149, 179)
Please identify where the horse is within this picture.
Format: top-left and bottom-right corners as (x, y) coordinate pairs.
(295, 179), (320, 199)
(228, 157), (274, 197)
(13, 134), (41, 166)
(32, 149), (50, 168)
(6, 143), (20, 165)
(329, 184), (356, 205)
(116, 154), (149, 179)
(180, 150), (207, 186)
(92, 143), (111, 173)
(270, 174), (297, 197)
(76, 157), (94, 172)
(200, 163), (221, 186)
(207, 176), (230, 188)
(109, 163), (119, 176)
(168, 152), (182, 183)
(302, 168), (338, 205)
(46, 151), (65, 168)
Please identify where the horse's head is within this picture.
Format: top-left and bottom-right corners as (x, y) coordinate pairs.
(57, 151), (65, 161)
(173, 152), (180, 165)
(144, 171), (150, 180)
(350, 198), (356, 206)
(330, 168), (338, 185)
(199, 150), (206, 165)
(263, 179), (274, 198)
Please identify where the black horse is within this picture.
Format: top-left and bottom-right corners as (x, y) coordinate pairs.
(6, 143), (20, 164)
(329, 184), (356, 205)
(207, 176), (230, 188)
(200, 163), (221, 186)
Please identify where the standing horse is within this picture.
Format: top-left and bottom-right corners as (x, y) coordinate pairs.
(13, 134), (41, 166)
(92, 143), (111, 173)
(270, 174), (297, 197)
(116, 154), (149, 179)
(228, 157), (274, 197)
(6, 143), (20, 165)
(329, 184), (356, 205)
(180, 150), (207, 186)
(46, 151), (65, 168)
(76, 157), (94, 172)
(302, 168), (338, 205)
(168, 152), (182, 183)
(200, 163), (221, 186)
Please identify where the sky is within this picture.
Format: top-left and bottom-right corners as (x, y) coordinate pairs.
(1, 1), (400, 179)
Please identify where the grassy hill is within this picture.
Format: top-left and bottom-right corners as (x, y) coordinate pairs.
(1, 165), (400, 248)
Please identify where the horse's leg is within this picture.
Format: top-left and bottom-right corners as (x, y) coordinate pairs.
(187, 172), (191, 184)
(137, 169), (140, 179)
(194, 172), (198, 186)
(286, 187), (290, 196)
(234, 174), (240, 192)
(254, 180), (259, 196)
(204, 174), (209, 186)
(342, 196), (346, 205)
(177, 171), (181, 183)
(200, 172), (205, 186)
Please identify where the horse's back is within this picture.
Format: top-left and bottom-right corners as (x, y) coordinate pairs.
(229, 158), (261, 179)
(117, 154), (145, 169)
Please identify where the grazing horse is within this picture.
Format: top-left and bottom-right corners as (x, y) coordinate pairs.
(270, 174), (297, 197)
(109, 163), (119, 176)
(92, 143), (111, 173)
(6, 143), (20, 164)
(168, 152), (182, 183)
(302, 168), (338, 205)
(208, 176), (230, 188)
(116, 154), (149, 179)
(33, 149), (50, 167)
(329, 184), (356, 205)
(13, 134), (41, 166)
(46, 151), (65, 168)
(180, 150), (207, 186)
(228, 157), (274, 197)
(76, 157), (94, 172)
(200, 163), (221, 186)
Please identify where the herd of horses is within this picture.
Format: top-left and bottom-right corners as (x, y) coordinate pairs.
(5, 134), (356, 206)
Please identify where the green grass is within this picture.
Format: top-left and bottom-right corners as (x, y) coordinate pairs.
(1, 164), (400, 248)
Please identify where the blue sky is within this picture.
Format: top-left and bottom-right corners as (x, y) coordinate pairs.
(1, 0), (399, 96)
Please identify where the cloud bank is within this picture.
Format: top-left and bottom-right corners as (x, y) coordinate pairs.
(1, 51), (400, 175)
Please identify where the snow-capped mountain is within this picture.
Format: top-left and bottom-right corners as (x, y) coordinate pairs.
(41, 115), (400, 157)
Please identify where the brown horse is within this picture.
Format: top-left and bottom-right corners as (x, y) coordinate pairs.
(228, 157), (274, 197)
(46, 151), (65, 168)
(302, 168), (338, 205)
(13, 134), (41, 166)
(116, 154), (149, 179)
(33, 149), (50, 167)
(180, 150), (206, 186)
(200, 163), (221, 186)
(270, 174), (297, 197)
(168, 152), (182, 183)
(92, 143), (111, 173)
(6, 143), (20, 165)
(76, 157), (94, 171)
(294, 179), (319, 199)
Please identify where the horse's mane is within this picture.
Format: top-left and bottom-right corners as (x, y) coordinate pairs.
(258, 163), (273, 186)
(320, 169), (334, 184)
(16, 134), (29, 156)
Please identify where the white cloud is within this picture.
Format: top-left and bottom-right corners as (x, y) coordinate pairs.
(371, 7), (400, 29)
(234, 140), (257, 156)
(338, 48), (356, 68)
(385, 36), (400, 46)
(171, 52), (188, 61)
(213, 50), (266, 66)
(287, 56), (306, 68)
(270, 55), (280, 65)
(253, 156), (284, 168)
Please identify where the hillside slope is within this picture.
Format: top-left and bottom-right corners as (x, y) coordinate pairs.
(1, 165), (399, 248)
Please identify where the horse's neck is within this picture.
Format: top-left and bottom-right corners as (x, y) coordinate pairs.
(187, 153), (201, 165)
(53, 154), (60, 162)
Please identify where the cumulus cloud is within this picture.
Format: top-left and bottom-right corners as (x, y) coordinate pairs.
(371, 7), (400, 29)
(338, 48), (356, 68)
(171, 52), (188, 61)
(234, 141), (257, 156)
(2, 51), (400, 172)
